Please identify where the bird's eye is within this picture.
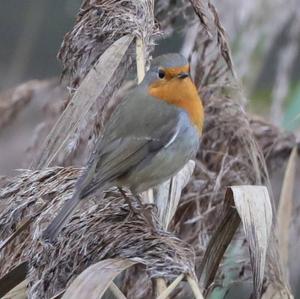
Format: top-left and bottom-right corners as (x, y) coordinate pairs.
(158, 69), (165, 79)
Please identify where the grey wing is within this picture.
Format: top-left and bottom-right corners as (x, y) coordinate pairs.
(77, 113), (180, 198)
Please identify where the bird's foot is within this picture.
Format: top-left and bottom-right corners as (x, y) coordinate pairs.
(118, 187), (155, 230)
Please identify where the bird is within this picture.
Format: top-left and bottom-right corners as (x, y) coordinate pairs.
(43, 53), (204, 241)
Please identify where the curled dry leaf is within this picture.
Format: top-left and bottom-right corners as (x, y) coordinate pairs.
(262, 146), (298, 299)
(198, 188), (241, 290)
(232, 186), (272, 298)
(199, 185), (272, 299)
(62, 258), (135, 299)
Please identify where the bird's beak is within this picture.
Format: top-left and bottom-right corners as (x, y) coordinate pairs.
(178, 72), (189, 79)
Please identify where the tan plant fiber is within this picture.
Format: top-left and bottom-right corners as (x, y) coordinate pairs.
(0, 167), (196, 298)
(59, 0), (159, 88)
(0, 0), (297, 298)
(173, 1), (292, 296)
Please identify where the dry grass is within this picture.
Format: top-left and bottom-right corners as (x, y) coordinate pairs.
(0, 167), (195, 298)
(58, 0), (159, 88)
(0, 0), (298, 298)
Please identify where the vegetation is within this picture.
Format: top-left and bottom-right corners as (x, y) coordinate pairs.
(0, 0), (299, 298)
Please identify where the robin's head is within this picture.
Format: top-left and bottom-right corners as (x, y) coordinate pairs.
(143, 53), (190, 87)
(144, 53), (204, 134)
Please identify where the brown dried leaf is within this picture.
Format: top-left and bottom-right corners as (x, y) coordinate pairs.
(61, 259), (135, 299)
(198, 188), (241, 289)
(232, 186), (272, 298)
(199, 186), (272, 299)
(31, 35), (134, 169)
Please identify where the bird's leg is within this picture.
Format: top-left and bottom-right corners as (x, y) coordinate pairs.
(118, 187), (139, 216)
(132, 192), (155, 229)
(117, 187), (154, 229)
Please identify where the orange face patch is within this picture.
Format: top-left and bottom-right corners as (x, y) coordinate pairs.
(148, 65), (204, 134)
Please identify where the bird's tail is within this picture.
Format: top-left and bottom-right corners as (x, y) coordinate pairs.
(43, 194), (81, 241)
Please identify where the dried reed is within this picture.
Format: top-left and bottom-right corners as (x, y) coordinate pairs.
(0, 0), (298, 298)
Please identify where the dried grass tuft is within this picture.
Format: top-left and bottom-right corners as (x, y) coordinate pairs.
(188, 0), (234, 74)
(58, 0), (159, 88)
(0, 167), (195, 299)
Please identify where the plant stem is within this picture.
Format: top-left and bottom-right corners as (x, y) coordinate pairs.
(156, 274), (184, 299)
(155, 278), (168, 297)
(109, 282), (127, 299)
(187, 275), (204, 299)
(136, 38), (145, 83)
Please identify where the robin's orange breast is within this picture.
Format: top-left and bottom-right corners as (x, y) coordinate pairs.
(148, 73), (204, 134)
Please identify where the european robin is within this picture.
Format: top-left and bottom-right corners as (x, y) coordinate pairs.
(43, 53), (204, 240)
